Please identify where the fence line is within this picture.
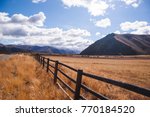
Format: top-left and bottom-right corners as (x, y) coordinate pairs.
(34, 54), (150, 100)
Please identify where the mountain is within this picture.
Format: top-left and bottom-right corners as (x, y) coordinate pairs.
(0, 44), (77, 54)
(80, 33), (150, 55)
(0, 44), (26, 54)
(14, 45), (62, 54)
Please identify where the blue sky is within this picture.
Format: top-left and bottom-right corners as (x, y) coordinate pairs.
(0, 0), (150, 51)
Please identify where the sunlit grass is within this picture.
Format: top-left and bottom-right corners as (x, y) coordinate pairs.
(48, 55), (150, 100)
(0, 54), (68, 100)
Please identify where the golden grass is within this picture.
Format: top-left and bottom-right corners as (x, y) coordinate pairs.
(0, 54), (68, 100)
(47, 55), (150, 100)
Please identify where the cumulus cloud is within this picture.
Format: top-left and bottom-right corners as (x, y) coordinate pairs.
(22, 28), (92, 50)
(28, 12), (46, 26)
(0, 12), (93, 51)
(0, 12), (11, 23)
(11, 14), (28, 23)
(32, 0), (47, 3)
(120, 21), (150, 34)
(0, 12), (46, 27)
(95, 32), (101, 36)
(121, 0), (142, 8)
(63, 28), (91, 37)
(61, 0), (143, 17)
(120, 21), (148, 31)
(94, 18), (111, 28)
(61, 0), (109, 16)
(2, 25), (29, 37)
(131, 26), (150, 34)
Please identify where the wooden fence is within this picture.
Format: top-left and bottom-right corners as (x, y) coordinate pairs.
(34, 54), (150, 100)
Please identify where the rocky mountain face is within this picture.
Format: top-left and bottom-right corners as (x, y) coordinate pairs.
(80, 33), (150, 55)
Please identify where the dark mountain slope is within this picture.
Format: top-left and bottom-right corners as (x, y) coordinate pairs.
(0, 44), (25, 54)
(80, 33), (150, 55)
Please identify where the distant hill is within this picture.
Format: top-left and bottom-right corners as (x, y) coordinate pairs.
(0, 44), (77, 54)
(80, 33), (150, 55)
(0, 44), (25, 53)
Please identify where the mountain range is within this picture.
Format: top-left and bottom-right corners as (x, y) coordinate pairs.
(0, 44), (77, 54)
(1, 33), (150, 55)
(80, 33), (150, 55)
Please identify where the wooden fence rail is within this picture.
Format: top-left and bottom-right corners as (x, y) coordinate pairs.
(34, 54), (150, 100)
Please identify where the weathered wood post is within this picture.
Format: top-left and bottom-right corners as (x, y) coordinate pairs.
(54, 61), (59, 84)
(39, 56), (41, 63)
(47, 58), (50, 72)
(37, 54), (38, 61)
(40, 56), (42, 64)
(35, 54), (37, 60)
(38, 55), (40, 62)
(74, 69), (83, 100)
(43, 57), (45, 68)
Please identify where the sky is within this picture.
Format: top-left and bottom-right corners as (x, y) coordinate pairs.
(0, 0), (150, 51)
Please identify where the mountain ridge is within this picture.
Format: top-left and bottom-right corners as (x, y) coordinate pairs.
(0, 44), (77, 54)
(80, 33), (150, 55)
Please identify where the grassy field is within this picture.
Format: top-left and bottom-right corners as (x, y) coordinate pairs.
(47, 55), (150, 100)
(0, 54), (68, 100)
(0, 54), (149, 100)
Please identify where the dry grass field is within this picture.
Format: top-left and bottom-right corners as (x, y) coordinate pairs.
(47, 55), (150, 100)
(0, 54), (68, 100)
(0, 54), (149, 100)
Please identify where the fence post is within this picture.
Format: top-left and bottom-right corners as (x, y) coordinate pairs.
(43, 57), (45, 68)
(40, 56), (42, 64)
(38, 55), (40, 62)
(35, 54), (37, 60)
(54, 61), (59, 84)
(36, 54), (39, 61)
(39, 56), (41, 63)
(47, 58), (50, 72)
(74, 69), (83, 100)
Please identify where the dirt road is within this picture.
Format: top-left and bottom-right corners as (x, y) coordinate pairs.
(0, 54), (12, 61)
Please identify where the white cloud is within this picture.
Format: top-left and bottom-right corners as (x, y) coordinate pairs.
(121, 0), (142, 8)
(0, 31), (2, 39)
(23, 28), (92, 50)
(1, 24), (30, 37)
(61, 0), (143, 17)
(0, 12), (46, 27)
(11, 14), (28, 23)
(114, 30), (121, 34)
(28, 12), (46, 26)
(63, 28), (91, 37)
(95, 32), (101, 36)
(0, 12), (93, 51)
(0, 12), (11, 23)
(120, 21), (148, 31)
(95, 18), (111, 28)
(88, 1), (109, 16)
(120, 21), (150, 34)
(61, 0), (109, 16)
(131, 26), (150, 34)
(32, 0), (47, 3)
